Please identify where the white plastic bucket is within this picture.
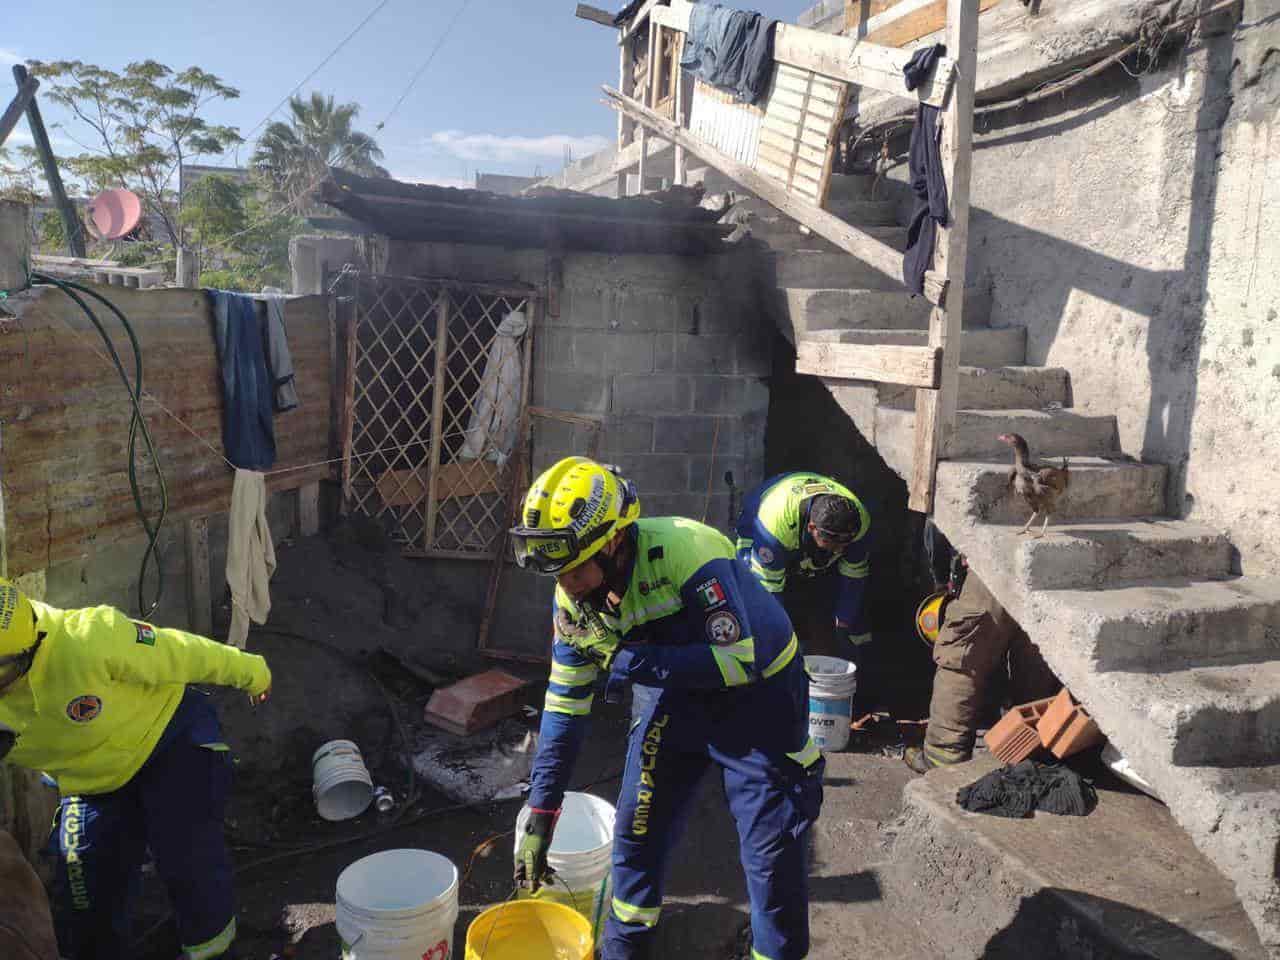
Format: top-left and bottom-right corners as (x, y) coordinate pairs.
(514, 791), (615, 940)
(805, 655), (857, 752)
(313, 740), (374, 822)
(336, 849), (459, 960)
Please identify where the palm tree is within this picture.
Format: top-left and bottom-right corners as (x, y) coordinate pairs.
(251, 92), (388, 207)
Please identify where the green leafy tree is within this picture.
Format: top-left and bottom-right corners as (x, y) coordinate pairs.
(0, 145), (40, 205)
(27, 59), (242, 246)
(251, 92), (387, 207)
(179, 174), (299, 291)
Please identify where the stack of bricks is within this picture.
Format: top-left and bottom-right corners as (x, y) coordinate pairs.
(983, 688), (1105, 764)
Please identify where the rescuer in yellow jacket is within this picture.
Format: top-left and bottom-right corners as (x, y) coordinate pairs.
(0, 578), (271, 960)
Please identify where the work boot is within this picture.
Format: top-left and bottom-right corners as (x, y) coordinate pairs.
(903, 745), (969, 775)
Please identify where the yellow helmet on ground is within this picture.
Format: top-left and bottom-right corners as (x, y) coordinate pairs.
(916, 590), (949, 646)
(0, 579), (39, 687)
(510, 457), (640, 575)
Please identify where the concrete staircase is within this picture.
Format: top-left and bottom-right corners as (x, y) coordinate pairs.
(694, 164), (1280, 955)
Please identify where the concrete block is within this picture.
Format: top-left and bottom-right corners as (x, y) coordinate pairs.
(572, 331), (655, 373)
(617, 291), (680, 332)
(532, 371), (611, 413)
(655, 333), (737, 374)
(613, 374), (693, 414)
(803, 326), (1026, 366)
(652, 416), (734, 455)
(880, 366), (1071, 411)
(934, 458), (1168, 528)
(1012, 520), (1232, 590)
(614, 454), (694, 495)
(597, 417), (655, 456)
(770, 251), (902, 290)
(692, 376), (770, 415)
(560, 285), (613, 329)
(688, 456), (747, 496)
(984, 696), (1055, 763)
(533, 328), (575, 370)
(641, 493), (715, 522)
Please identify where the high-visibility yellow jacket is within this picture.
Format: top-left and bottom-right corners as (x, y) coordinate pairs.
(0, 602), (271, 796)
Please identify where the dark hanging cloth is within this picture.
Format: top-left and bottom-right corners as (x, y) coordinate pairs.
(902, 43), (949, 295)
(957, 760), (1098, 819)
(211, 290), (276, 470)
(680, 4), (778, 106)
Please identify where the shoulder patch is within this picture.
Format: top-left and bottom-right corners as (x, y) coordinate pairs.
(648, 546), (664, 562)
(696, 578), (727, 609)
(134, 622), (156, 646)
(705, 610), (742, 646)
(756, 545), (775, 565)
(66, 695), (102, 723)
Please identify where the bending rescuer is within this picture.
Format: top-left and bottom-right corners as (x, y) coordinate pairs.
(0, 579), (271, 960)
(509, 457), (824, 960)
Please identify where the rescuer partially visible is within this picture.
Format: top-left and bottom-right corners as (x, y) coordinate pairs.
(0, 578), (272, 960)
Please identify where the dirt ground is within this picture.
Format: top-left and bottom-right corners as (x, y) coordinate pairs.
(125, 524), (934, 959)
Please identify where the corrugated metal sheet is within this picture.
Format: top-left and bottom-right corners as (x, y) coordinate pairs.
(0, 286), (333, 575)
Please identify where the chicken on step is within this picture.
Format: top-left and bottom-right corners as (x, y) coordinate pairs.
(998, 432), (1069, 538)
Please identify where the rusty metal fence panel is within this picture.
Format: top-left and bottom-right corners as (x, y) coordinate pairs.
(337, 272), (537, 559)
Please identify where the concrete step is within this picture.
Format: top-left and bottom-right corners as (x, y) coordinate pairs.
(883, 754), (1269, 959)
(770, 250), (902, 290)
(827, 198), (900, 226)
(876, 407), (1119, 479)
(880, 365), (1071, 411)
(1049, 576), (1280, 675)
(753, 223), (904, 255)
(778, 287), (991, 338)
(803, 326), (1026, 366)
(1009, 519), (1233, 590)
(934, 457), (1169, 528)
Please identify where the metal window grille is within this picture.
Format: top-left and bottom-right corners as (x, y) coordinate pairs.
(337, 271), (538, 559)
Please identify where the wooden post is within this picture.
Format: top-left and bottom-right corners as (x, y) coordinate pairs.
(184, 516), (212, 637)
(0, 74), (39, 151)
(908, 0), (979, 513)
(298, 481), (320, 537)
(340, 302), (359, 511)
(0, 200), (30, 293)
(423, 292), (450, 549)
(13, 66), (84, 258)
(176, 246), (199, 287)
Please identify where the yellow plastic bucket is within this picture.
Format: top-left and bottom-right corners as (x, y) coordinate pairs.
(464, 899), (593, 960)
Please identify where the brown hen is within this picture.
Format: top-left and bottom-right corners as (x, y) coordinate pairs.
(998, 432), (1069, 537)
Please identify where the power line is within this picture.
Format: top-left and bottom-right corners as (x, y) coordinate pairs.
(237, 0), (395, 154)
(375, 0), (471, 131)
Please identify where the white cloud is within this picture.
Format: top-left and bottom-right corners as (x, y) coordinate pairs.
(426, 130), (610, 165)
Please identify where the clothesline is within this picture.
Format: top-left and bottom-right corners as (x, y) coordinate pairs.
(49, 307), (508, 483)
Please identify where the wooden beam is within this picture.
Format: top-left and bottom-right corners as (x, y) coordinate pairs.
(619, 0), (661, 41)
(298, 481), (320, 537)
(0, 75), (39, 151)
(867, 0), (1000, 49)
(653, 0), (955, 106)
(184, 516), (212, 637)
(909, 0), (978, 514)
(423, 294), (450, 548)
(797, 340), (941, 388)
(603, 85), (947, 305)
(575, 3), (615, 26)
(13, 66), (84, 258)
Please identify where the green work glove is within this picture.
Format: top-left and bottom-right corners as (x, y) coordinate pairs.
(556, 608), (620, 671)
(514, 808), (558, 893)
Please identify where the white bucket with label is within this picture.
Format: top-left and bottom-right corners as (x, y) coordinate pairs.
(313, 739), (374, 822)
(336, 849), (459, 960)
(805, 655), (857, 752)
(514, 791), (615, 941)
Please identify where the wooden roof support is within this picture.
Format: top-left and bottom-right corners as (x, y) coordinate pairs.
(603, 84), (947, 305)
(796, 341), (941, 388)
(575, 3), (616, 27)
(0, 74), (39, 151)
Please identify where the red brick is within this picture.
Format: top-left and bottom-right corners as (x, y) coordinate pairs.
(1037, 688), (1105, 759)
(984, 696), (1055, 764)
(424, 670), (530, 736)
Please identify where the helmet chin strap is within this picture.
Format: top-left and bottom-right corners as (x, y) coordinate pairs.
(584, 536), (633, 610)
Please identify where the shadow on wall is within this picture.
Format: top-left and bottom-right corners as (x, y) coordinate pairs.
(960, 26), (1237, 520)
(983, 888), (1237, 960)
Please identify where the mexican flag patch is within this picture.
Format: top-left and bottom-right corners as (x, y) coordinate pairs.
(134, 622), (156, 646)
(697, 579), (726, 609)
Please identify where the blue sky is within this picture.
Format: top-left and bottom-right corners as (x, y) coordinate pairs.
(4, 0), (816, 189)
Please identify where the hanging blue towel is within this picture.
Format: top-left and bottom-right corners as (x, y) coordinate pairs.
(211, 290), (276, 470)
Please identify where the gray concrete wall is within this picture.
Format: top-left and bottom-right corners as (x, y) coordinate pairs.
(386, 241), (776, 655)
(880, 11), (1280, 574)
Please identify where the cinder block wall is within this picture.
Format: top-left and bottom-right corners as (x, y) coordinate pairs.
(387, 241), (775, 655)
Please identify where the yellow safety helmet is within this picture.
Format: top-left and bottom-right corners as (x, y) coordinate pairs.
(510, 457), (640, 575)
(915, 590), (949, 646)
(0, 579), (38, 687)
